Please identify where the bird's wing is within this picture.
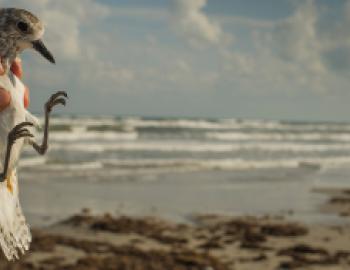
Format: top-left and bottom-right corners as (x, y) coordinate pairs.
(0, 169), (31, 260)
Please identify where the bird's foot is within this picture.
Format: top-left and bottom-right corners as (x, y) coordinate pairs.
(45, 91), (68, 114)
(8, 122), (34, 145)
(0, 122), (34, 182)
(30, 91), (68, 156)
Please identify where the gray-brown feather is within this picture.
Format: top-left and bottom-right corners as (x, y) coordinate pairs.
(0, 8), (43, 70)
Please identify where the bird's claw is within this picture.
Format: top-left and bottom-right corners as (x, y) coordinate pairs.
(8, 122), (34, 146)
(45, 91), (68, 113)
(0, 122), (33, 182)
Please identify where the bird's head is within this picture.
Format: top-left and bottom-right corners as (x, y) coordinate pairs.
(0, 8), (55, 64)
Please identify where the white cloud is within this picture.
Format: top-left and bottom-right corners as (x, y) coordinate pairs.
(265, 0), (327, 89)
(170, 0), (227, 47)
(218, 0), (350, 93)
(257, 0), (350, 92)
(175, 59), (192, 73)
(216, 15), (276, 29)
(42, 10), (80, 59)
(111, 6), (167, 22)
(270, 0), (319, 62)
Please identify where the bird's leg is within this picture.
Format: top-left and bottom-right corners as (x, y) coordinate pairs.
(0, 122), (34, 182)
(30, 91), (68, 155)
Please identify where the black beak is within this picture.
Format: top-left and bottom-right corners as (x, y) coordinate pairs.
(32, 39), (55, 64)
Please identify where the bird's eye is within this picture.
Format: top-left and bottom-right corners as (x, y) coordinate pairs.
(17, 21), (29, 32)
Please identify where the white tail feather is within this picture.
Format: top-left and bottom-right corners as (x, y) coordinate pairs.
(0, 170), (31, 260)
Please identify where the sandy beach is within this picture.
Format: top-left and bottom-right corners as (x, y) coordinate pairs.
(0, 187), (348, 270)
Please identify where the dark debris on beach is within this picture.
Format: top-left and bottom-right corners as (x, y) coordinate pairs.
(0, 212), (349, 269)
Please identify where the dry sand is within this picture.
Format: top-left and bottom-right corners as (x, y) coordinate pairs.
(0, 193), (350, 270)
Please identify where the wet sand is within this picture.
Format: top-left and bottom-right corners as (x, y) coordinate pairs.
(19, 169), (340, 227)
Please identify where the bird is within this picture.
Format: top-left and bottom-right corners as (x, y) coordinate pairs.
(0, 8), (67, 260)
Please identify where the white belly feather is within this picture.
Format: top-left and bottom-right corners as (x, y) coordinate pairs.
(0, 73), (32, 260)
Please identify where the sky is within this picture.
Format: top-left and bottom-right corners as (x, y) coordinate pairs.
(0, 0), (350, 122)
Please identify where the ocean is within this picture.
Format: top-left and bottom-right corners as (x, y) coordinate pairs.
(17, 116), (350, 225)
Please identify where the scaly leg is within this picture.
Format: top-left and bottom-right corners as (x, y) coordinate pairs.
(0, 122), (34, 182)
(31, 91), (68, 155)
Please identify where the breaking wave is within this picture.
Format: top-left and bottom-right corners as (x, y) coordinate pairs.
(206, 132), (350, 142)
(19, 156), (350, 173)
(47, 141), (350, 153)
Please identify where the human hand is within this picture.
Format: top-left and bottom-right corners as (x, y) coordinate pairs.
(0, 58), (29, 112)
